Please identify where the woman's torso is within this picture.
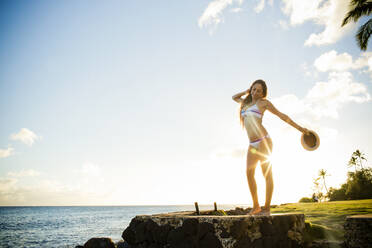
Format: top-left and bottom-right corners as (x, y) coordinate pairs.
(241, 100), (269, 141)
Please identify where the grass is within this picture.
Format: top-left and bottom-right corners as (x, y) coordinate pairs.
(271, 199), (372, 241)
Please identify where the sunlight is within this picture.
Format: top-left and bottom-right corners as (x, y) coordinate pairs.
(250, 147), (272, 165)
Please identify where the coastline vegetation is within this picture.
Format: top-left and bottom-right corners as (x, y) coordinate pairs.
(271, 199), (372, 241)
(300, 149), (372, 203)
(293, 149), (372, 242)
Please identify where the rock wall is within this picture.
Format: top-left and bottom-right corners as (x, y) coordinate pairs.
(122, 211), (305, 248)
(344, 214), (372, 248)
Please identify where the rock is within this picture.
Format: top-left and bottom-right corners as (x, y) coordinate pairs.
(197, 222), (215, 240)
(344, 214), (372, 248)
(83, 237), (115, 248)
(306, 240), (344, 248)
(199, 232), (223, 248)
(116, 240), (131, 248)
(122, 212), (305, 248)
(167, 226), (187, 246)
(225, 207), (250, 215)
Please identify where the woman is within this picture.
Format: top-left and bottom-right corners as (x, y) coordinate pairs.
(232, 79), (310, 215)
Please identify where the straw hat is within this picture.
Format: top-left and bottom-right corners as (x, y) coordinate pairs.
(301, 130), (320, 151)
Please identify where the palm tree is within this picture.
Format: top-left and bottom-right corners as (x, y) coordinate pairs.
(312, 177), (322, 202)
(342, 0), (372, 51)
(348, 156), (358, 172)
(352, 149), (366, 169)
(318, 169), (329, 195)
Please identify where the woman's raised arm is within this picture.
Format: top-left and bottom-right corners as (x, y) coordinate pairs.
(232, 90), (249, 103)
(264, 99), (310, 134)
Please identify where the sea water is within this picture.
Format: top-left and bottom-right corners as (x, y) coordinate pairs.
(0, 204), (243, 247)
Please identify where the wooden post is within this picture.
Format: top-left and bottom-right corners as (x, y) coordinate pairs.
(214, 202), (217, 211)
(194, 202), (200, 215)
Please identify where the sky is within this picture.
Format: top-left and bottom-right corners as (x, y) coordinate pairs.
(0, 0), (371, 206)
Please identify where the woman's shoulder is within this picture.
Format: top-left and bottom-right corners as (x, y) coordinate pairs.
(257, 98), (272, 110)
(257, 98), (270, 106)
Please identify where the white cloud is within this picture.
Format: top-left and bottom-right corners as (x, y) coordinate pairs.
(254, 0), (266, 13)
(10, 128), (40, 146)
(272, 94), (308, 116)
(200, 0), (355, 45)
(304, 0), (355, 46)
(230, 7), (243, 13)
(354, 52), (372, 78)
(314, 50), (353, 72)
(0, 147), (14, 158)
(7, 169), (41, 178)
(0, 164), (112, 206)
(0, 178), (18, 192)
(281, 0), (321, 25)
(305, 72), (371, 119)
(253, 0), (274, 13)
(279, 0), (356, 46)
(0, 177), (95, 206)
(198, 0), (244, 33)
(354, 52), (372, 70)
(313, 50), (372, 79)
(271, 72), (370, 120)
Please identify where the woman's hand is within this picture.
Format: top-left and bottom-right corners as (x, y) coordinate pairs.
(232, 89), (250, 102)
(301, 127), (311, 135)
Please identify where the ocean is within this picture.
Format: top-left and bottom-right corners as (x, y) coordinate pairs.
(0, 204), (244, 247)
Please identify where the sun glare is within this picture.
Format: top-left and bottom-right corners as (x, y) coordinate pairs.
(250, 147), (272, 164)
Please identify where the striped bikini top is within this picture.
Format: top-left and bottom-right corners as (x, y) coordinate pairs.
(241, 103), (263, 119)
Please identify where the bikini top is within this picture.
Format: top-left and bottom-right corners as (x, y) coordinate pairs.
(241, 103), (263, 119)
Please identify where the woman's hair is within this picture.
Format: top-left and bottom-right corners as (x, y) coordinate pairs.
(239, 79), (267, 128)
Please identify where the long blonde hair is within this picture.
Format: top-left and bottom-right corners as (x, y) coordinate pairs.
(239, 79), (267, 128)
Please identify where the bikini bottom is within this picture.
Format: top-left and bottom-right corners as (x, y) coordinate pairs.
(249, 135), (270, 149)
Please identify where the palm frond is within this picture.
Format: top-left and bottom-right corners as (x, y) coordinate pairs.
(348, 157), (357, 167)
(351, 0), (368, 6)
(356, 18), (372, 50)
(342, 2), (372, 26)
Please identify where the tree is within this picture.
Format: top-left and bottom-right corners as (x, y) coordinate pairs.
(345, 169), (372, 199)
(318, 169), (330, 195)
(327, 185), (347, 201)
(312, 177), (324, 202)
(348, 149), (366, 172)
(352, 149), (366, 170)
(328, 150), (372, 201)
(299, 197), (315, 203)
(342, 0), (372, 51)
(348, 156), (358, 173)
(328, 169), (372, 201)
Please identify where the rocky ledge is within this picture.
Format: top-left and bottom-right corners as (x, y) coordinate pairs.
(121, 210), (305, 248)
(344, 214), (372, 248)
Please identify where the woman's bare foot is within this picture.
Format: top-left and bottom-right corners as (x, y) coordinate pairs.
(258, 209), (271, 216)
(256, 206), (270, 216)
(248, 206), (262, 215)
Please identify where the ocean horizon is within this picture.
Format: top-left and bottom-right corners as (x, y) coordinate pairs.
(0, 204), (248, 247)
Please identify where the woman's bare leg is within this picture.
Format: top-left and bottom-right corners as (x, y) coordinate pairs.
(259, 138), (273, 214)
(261, 161), (273, 213)
(246, 146), (260, 214)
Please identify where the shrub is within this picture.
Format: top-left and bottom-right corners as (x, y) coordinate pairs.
(299, 197), (316, 203)
(328, 168), (372, 201)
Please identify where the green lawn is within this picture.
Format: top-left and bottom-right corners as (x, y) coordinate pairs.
(271, 199), (372, 241)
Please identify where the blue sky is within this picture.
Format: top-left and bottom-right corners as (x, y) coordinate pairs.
(1, 0), (371, 206)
